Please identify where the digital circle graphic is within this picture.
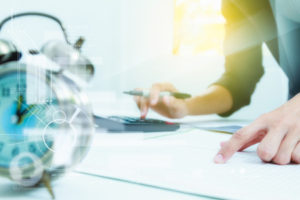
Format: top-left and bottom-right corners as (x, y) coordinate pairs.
(9, 152), (44, 187)
(52, 110), (67, 123)
(42, 108), (80, 153)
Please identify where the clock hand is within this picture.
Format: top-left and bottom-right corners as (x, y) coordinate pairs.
(16, 95), (24, 117)
(17, 104), (37, 124)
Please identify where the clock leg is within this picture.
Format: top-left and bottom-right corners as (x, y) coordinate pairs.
(41, 171), (55, 199)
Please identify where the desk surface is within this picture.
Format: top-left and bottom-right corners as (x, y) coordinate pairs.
(1, 124), (300, 200)
(78, 127), (300, 200)
(0, 172), (207, 200)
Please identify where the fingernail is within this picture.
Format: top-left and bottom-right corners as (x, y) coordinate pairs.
(220, 141), (226, 147)
(140, 110), (146, 118)
(164, 96), (170, 105)
(151, 99), (157, 105)
(214, 154), (224, 164)
(141, 110), (146, 117)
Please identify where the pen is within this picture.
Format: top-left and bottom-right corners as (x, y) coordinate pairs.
(123, 90), (191, 99)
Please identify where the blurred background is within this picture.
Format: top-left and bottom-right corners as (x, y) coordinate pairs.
(0, 0), (288, 120)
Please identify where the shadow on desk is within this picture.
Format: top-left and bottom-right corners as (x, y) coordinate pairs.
(0, 183), (38, 198)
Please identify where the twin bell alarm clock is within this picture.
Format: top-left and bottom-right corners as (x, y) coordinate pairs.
(0, 12), (95, 196)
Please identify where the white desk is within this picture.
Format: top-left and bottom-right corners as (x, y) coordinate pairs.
(0, 171), (207, 200)
(0, 128), (219, 200)
(77, 127), (300, 200)
(2, 123), (300, 200)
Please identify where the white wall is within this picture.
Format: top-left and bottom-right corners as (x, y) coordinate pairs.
(0, 0), (122, 90)
(0, 0), (288, 120)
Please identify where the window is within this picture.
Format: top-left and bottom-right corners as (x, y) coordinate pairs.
(173, 0), (225, 55)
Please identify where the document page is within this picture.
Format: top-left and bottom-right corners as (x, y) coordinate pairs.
(77, 128), (300, 200)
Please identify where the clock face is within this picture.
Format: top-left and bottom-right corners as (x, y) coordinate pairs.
(0, 70), (58, 170)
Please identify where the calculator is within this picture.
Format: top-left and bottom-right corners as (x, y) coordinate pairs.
(94, 115), (180, 132)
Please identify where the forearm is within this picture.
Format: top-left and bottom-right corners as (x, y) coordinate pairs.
(186, 85), (233, 115)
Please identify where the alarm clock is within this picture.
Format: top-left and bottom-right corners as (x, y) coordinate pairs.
(0, 12), (95, 189)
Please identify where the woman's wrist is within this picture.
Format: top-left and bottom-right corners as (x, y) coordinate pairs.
(185, 98), (196, 116)
(184, 85), (233, 116)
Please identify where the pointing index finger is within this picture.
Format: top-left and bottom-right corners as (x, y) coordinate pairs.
(214, 123), (264, 164)
(150, 84), (161, 106)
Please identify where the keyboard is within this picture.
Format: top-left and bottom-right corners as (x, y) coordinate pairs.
(93, 115), (180, 132)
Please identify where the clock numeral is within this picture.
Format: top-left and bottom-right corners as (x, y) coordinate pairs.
(16, 83), (26, 94)
(2, 88), (10, 97)
(46, 98), (58, 105)
(29, 144), (37, 153)
(11, 147), (20, 157)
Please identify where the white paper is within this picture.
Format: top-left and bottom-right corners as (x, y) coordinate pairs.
(77, 128), (300, 200)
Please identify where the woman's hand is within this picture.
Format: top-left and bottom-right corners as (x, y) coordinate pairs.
(215, 94), (300, 165)
(134, 83), (189, 119)
(134, 83), (233, 119)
